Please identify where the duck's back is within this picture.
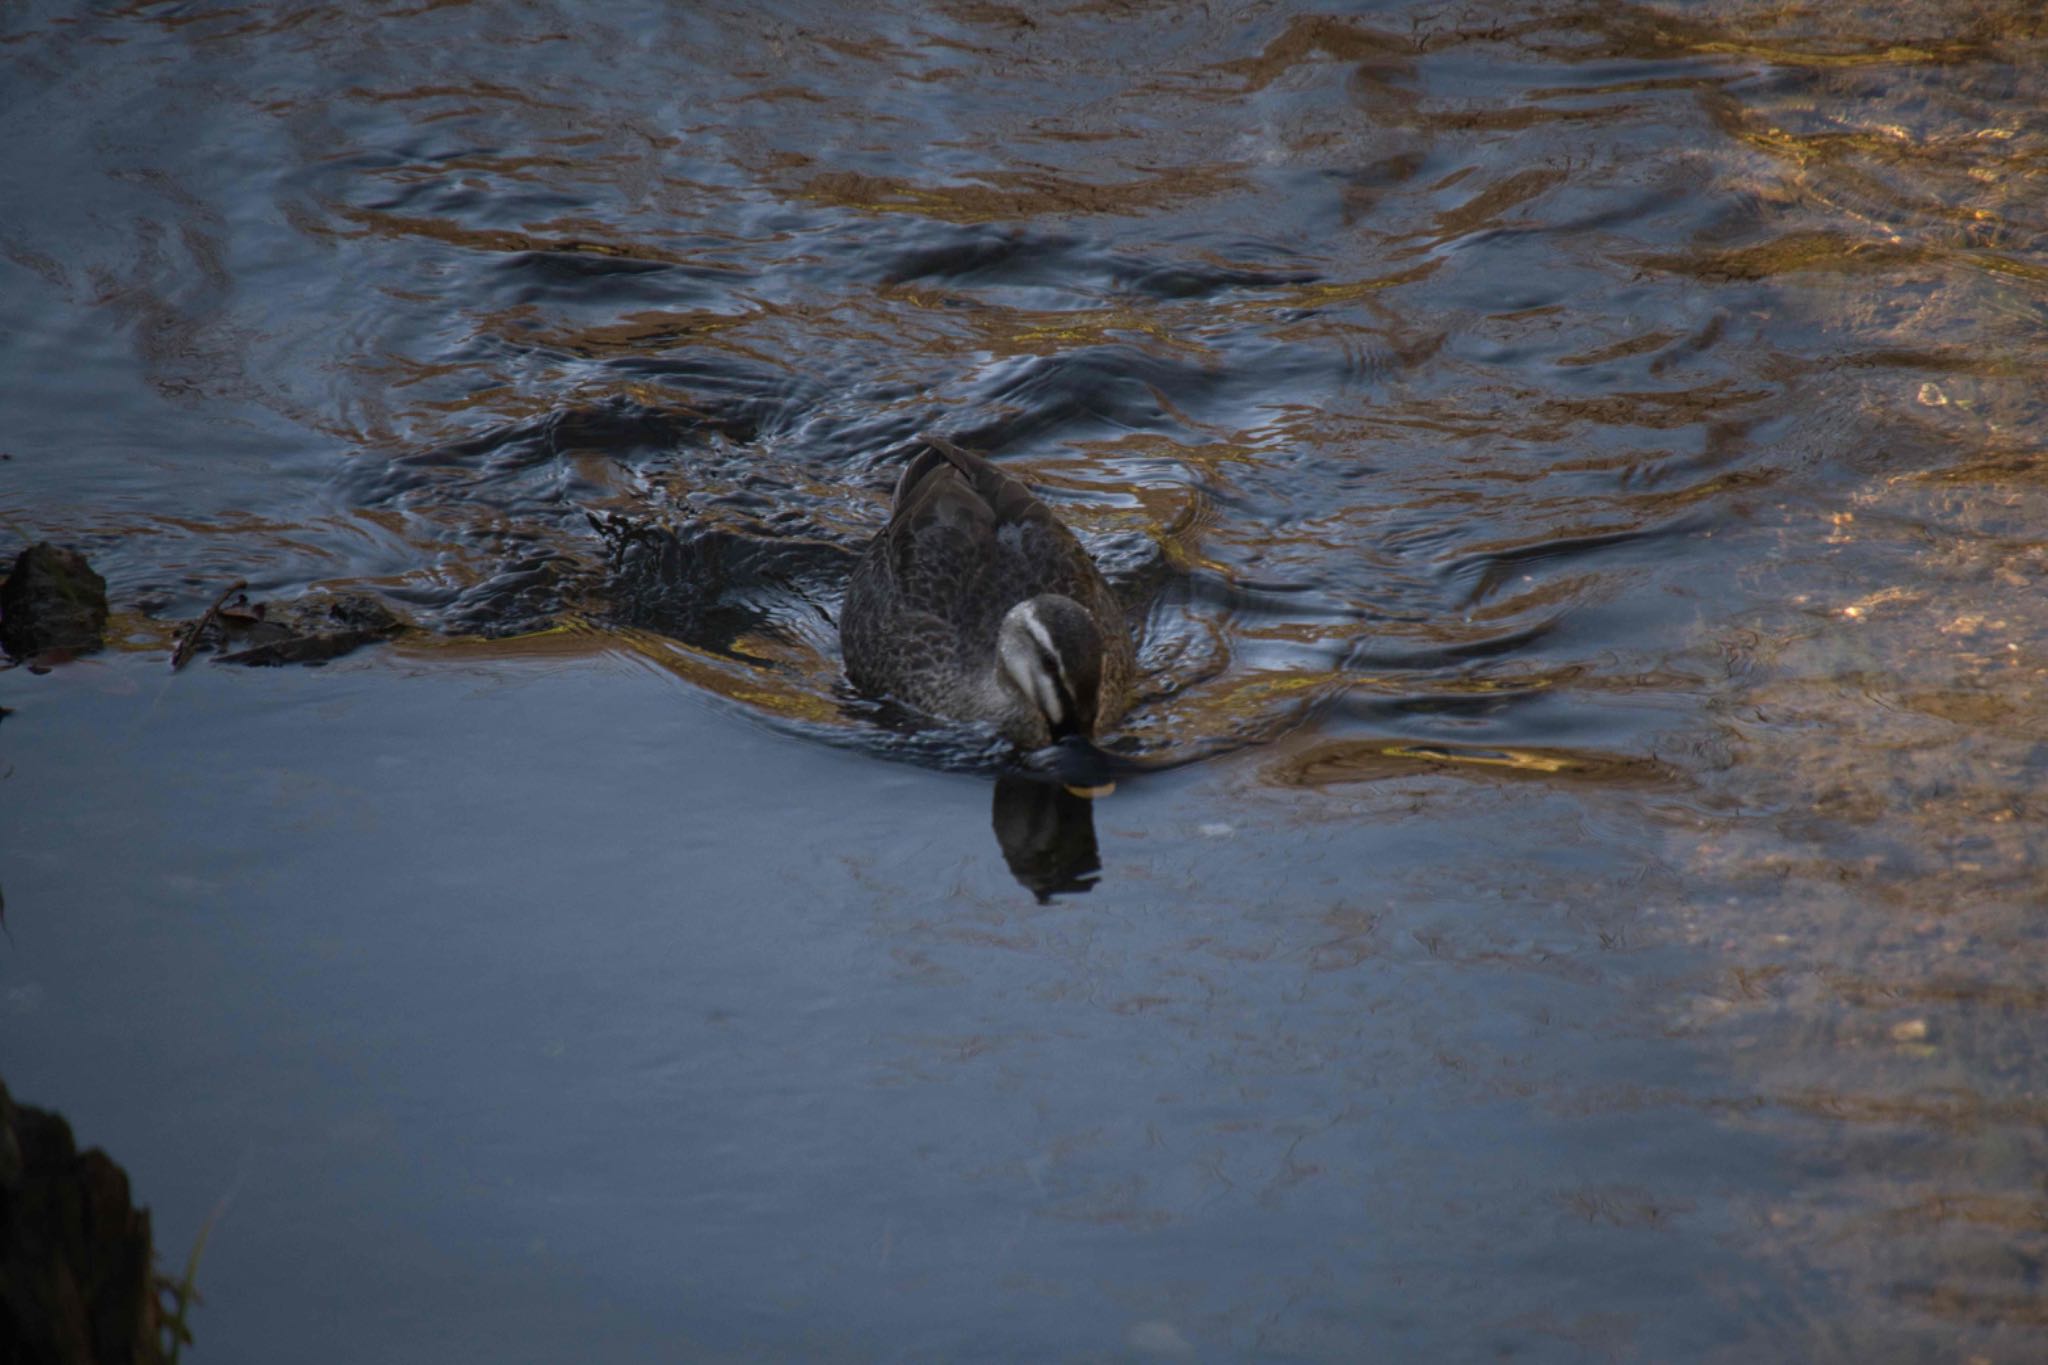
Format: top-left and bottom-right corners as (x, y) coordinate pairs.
(841, 440), (1133, 724)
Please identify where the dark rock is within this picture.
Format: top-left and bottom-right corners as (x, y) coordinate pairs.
(213, 591), (406, 667)
(0, 544), (109, 660)
(0, 1077), (164, 1365)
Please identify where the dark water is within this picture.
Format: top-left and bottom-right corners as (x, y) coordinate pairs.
(4, 1), (2046, 1359)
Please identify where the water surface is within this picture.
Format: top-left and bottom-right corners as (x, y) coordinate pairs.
(2, 1), (2045, 1359)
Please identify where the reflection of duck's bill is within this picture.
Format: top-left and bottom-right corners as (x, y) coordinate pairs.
(1063, 781), (1116, 800)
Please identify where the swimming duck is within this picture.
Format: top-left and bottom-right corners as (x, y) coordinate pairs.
(840, 437), (1134, 749)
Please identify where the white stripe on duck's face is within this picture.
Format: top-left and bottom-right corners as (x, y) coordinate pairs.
(999, 599), (1074, 734)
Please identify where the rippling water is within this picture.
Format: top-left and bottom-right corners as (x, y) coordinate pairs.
(3, 1), (2045, 1359)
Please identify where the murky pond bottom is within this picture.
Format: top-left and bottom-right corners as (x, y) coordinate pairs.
(0, 647), (2030, 1362)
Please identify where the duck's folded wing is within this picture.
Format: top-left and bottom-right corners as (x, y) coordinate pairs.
(874, 454), (1003, 642)
(912, 436), (1105, 604)
(914, 435), (1054, 533)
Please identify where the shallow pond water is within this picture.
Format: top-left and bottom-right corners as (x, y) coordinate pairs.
(2, 1), (2045, 1359)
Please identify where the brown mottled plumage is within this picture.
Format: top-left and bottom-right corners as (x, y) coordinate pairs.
(840, 437), (1134, 748)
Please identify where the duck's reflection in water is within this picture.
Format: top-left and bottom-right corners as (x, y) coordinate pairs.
(990, 775), (1101, 902)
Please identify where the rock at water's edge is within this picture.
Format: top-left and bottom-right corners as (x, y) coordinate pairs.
(0, 543), (109, 659)
(0, 1077), (163, 1365)
(213, 590), (406, 666)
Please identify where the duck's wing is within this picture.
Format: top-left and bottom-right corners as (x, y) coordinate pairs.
(908, 436), (1108, 610)
(858, 441), (1006, 654)
(903, 436), (1051, 531)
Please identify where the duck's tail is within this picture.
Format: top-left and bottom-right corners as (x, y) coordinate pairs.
(896, 433), (1045, 528)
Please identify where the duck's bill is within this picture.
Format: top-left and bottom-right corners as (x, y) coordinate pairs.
(1022, 735), (1121, 796)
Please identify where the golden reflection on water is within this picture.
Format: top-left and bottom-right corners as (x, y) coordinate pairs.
(396, 621), (849, 726)
(1266, 738), (1677, 788)
(794, 166), (1253, 224)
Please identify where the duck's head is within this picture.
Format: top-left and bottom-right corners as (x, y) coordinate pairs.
(997, 594), (1107, 745)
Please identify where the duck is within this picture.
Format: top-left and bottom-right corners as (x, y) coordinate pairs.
(840, 436), (1134, 750)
